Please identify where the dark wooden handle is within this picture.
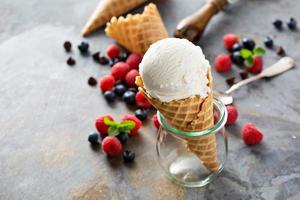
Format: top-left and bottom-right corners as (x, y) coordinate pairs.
(174, 0), (229, 43)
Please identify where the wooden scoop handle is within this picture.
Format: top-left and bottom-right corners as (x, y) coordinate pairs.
(174, 0), (229, 43)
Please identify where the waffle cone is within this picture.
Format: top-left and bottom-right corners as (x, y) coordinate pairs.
(135, 70), (220, 172)
(81, 0), (146, 36)
(105, 3), (168, 56)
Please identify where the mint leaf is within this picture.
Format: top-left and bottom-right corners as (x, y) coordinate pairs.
(244, 57), (253, 67)
(240, 49), (253, 59)
(104, 117), (117, 126)
(108, 126), (120, 136)
(253, 47), (266, 56)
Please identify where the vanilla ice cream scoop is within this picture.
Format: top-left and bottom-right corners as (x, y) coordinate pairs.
(139, 38), (211, 102)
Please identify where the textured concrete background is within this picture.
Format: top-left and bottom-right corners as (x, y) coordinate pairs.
(0, 0), (300, 199)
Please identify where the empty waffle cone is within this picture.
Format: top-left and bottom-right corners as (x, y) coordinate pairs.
(81, 0), (146, 36)
(135, 70), (220, 172)
(105, 3), (168, 56)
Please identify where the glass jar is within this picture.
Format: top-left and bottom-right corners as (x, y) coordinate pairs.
(156, 98), (228, 187)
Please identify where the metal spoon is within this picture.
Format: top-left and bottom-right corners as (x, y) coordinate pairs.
(215, 57), (296, 105)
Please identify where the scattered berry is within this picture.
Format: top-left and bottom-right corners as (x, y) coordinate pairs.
(63, 41), (72, 52)
(239, 71), (249, 80)
(92, 52), (100, 62)
(114, 84), (127, 96)
(109, 58), (119, 67)
(135, 91), (152, 109)
(99, 56), (109, 65)
(242, 38), (255, 51)
(125, 69), (139, 88)
(88, 77), (97, 86)
(152, 114), (160, 129)
(126, 53), (143, 69)
(287, 18), (297, 30)
(225, 77), (235, 87)
(121, 114), (142, 136)
(231, 43), (242, 52)
(119, 52), (129, 61)
(78, 42), (89, 54)
(111, 62), (130, 81)
(116, 132), (129, 144)
(106, 44), (120, 58)
(102, 136), (122, 157)
(247, 56), (263, 74)
(226, 105), (238, 125)
(214, 54), (232, 73)
(135, 109), (148, 121)
(223, 33), (239, 50)
(123, 150), (135, 162)
(241, 123), (263, 145)
(123, 90), (136, 105)
(88, 132), (99, 145)
(66, 57), (76, 66)
(273, 19), (283, 30)
(264, 36), (274, 48)
(99, 75), (115, 92)
(104, 91), (116, 103)
(95, 115), (114, 137)
(231, 51), (244, 66)
(276, 46), (286, 56)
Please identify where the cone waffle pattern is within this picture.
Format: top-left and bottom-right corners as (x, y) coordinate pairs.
(105, 3), (168, 55)
(136, 70), (220, 172)
(81, 0), (146, 36)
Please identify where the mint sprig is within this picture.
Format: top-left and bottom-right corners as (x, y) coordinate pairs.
(104, 117), (136, 136)
(239, 47), (265, 68)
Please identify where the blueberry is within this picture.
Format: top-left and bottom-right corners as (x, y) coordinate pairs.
(123, 150), (135, 162)
(231, 51), (244, 66)
(109, 58), (119, 67)
(231, 43), (242, 52)
(242, 38), (255, 50)
(117, 132), (129, 144)
(118, 52), (129, 61)
(122, 90), (136, 105)
(88, 132), (99, 145)
(99, 56), (109, 65)
(225, 77), (235, 87)
(78, 42), (89, 54)
(114, 84), (127, 96)
(264, 36), (274, 48)
(63, 41), (72, 52)
(239, 71), (249, 80)
(104, 91), (116, 103)
(273, 19), (283, 30)
(287, 18), (297, 30)
(92, 52), (100, 62)
(135, 109), (148, 121)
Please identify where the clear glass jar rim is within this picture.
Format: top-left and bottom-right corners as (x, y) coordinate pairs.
(157, 97), (228, 138)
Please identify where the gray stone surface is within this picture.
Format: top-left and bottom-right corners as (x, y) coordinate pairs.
(0, 0), (300, 199)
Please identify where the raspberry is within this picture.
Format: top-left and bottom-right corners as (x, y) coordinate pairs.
(135, 91), (152, 109)
(106, 44), (120, 58)
(111, 62), (130, 81)
(152, 114), (160, 129)
(241, 123), (263, 145)
(99, 75), (115, 92)
(125, 69), (139, 88)
(247, 56), (263, 74)
(126, 53), (143, 70)
(226, 105), (238, 125)
(102, 136), (122, 156)
(224, 33), (239, 50)
(95, 115), (114, 137)
(121, 114), (142, 136)
(214, 54), (232, 73)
